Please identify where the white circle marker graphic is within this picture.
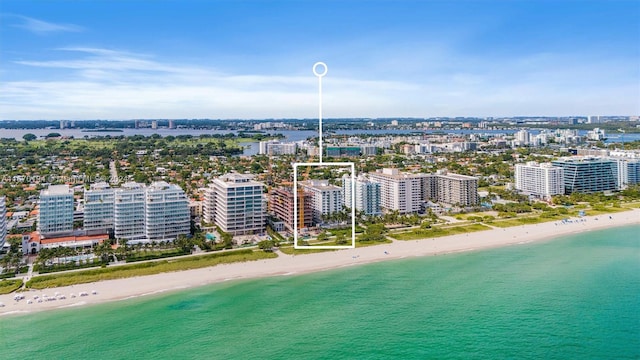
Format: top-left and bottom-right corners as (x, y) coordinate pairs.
(312, 62), (328, 77)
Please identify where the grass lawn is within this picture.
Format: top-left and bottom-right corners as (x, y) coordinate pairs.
(622, 202), (640, 209)
(582, 207), (628, 216)
(0, 279), (23, 295)
(454, 213), (488, 220)
(26, 249), (277, 290)
(390, 224), (491, 241)
(489, 215), (562, 228)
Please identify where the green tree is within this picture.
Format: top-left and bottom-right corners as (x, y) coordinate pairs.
(175, 235), (194, 253)
(258, 240), (275, 252)
(317, 231), (329, 242)
(360, 223), (386, 242)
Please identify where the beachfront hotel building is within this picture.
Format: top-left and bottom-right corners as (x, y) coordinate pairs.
(114, 182), (147, 242)
(551, 157), (618, 194)
(368, 168), (427, 214)
(515, 162), (565, 199)
(0, 196), (6, 249)
(268, 187), (313, 231)
(83, 182), (115, 232)
(38, 184), (74, 236)
(299, 180), (344, 224)
(434, 172), (480, 206)
(342, 175), (382, 216)
(144, 181), (190, 242)
(205, 173), (266, 235)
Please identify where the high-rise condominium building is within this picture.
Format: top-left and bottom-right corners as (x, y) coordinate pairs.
(342, 175), (381, 216)
(515, 162), (565, 199)
(0, 196), (6, 249)
(114, 182), (147, 241)
(515, 129), (530, 146)
(84, 182), (115, 232)
(205, 173), (265, 235)
(268, 187), (313, 231)
(38, 184), (74, 235)
(612, 158), (640, 189)
(434, 172), (479, 206)
(145, 182), (190, 242)
(551, 157), (617, 194)
(587, 115), (602, 124)
(258, 141), (297, 156)
(368, 168), (427, 214)
(299, 180), (343, 224)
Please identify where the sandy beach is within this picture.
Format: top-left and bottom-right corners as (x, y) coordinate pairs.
(2, 209), (638, 316)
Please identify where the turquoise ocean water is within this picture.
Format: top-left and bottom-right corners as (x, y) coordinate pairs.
(1, 225), (638, 359)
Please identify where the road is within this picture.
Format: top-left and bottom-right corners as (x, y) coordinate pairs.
(109, 160), (119, 184)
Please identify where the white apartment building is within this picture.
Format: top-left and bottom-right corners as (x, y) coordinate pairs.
(515, 129), (530, 146)
(114, 182), (147, 241)
(342, 175), (382, 216)
(587, 128), (606, 141)
(368, 168), (427, 214)
(205, 173), (265, 235)
(258, 141), (297, 156)
(0, 196), (6, 249)
(300, 180), (344, 224)
(145, 182), (190, 242)
(587, 115), (602, 124)
(84, 182), (114, 232)
(38, 184), (74, 235)
(515, 162), (565, 199)
(612, 157), (640, 189)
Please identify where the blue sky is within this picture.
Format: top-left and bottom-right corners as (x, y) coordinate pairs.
(1, 0), (638, 120)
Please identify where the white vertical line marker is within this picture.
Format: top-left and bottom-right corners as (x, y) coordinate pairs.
(312, 62), (327, 163)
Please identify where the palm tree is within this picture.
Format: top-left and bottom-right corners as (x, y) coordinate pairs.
(0, 255), (10, 274)
(116, 238), (129, 259)
(93, 241), (113, 263)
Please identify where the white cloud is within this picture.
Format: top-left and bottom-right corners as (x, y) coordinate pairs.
(1, 47), (638, 119)
(9, 15), (83, 34)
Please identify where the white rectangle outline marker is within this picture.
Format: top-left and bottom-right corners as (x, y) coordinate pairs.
(293, 162), (356, 249)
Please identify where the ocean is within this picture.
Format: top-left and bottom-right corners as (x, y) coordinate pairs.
(1, 225), (638, 359)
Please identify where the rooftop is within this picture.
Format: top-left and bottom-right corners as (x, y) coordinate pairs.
(213, 173), (264, 188)
(89, 182), (111, 191)
(148, 181), (183, 192)
(300, 180), (341, 191)
(39, 233), (109, 245)
(370, 168), (427, 179)
(41, 184), (72, 196)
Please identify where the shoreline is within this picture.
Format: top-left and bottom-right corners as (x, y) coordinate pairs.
(2, 209), (638, 317)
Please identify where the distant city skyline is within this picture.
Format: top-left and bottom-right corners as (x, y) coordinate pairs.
(1, 0), (638, 120)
